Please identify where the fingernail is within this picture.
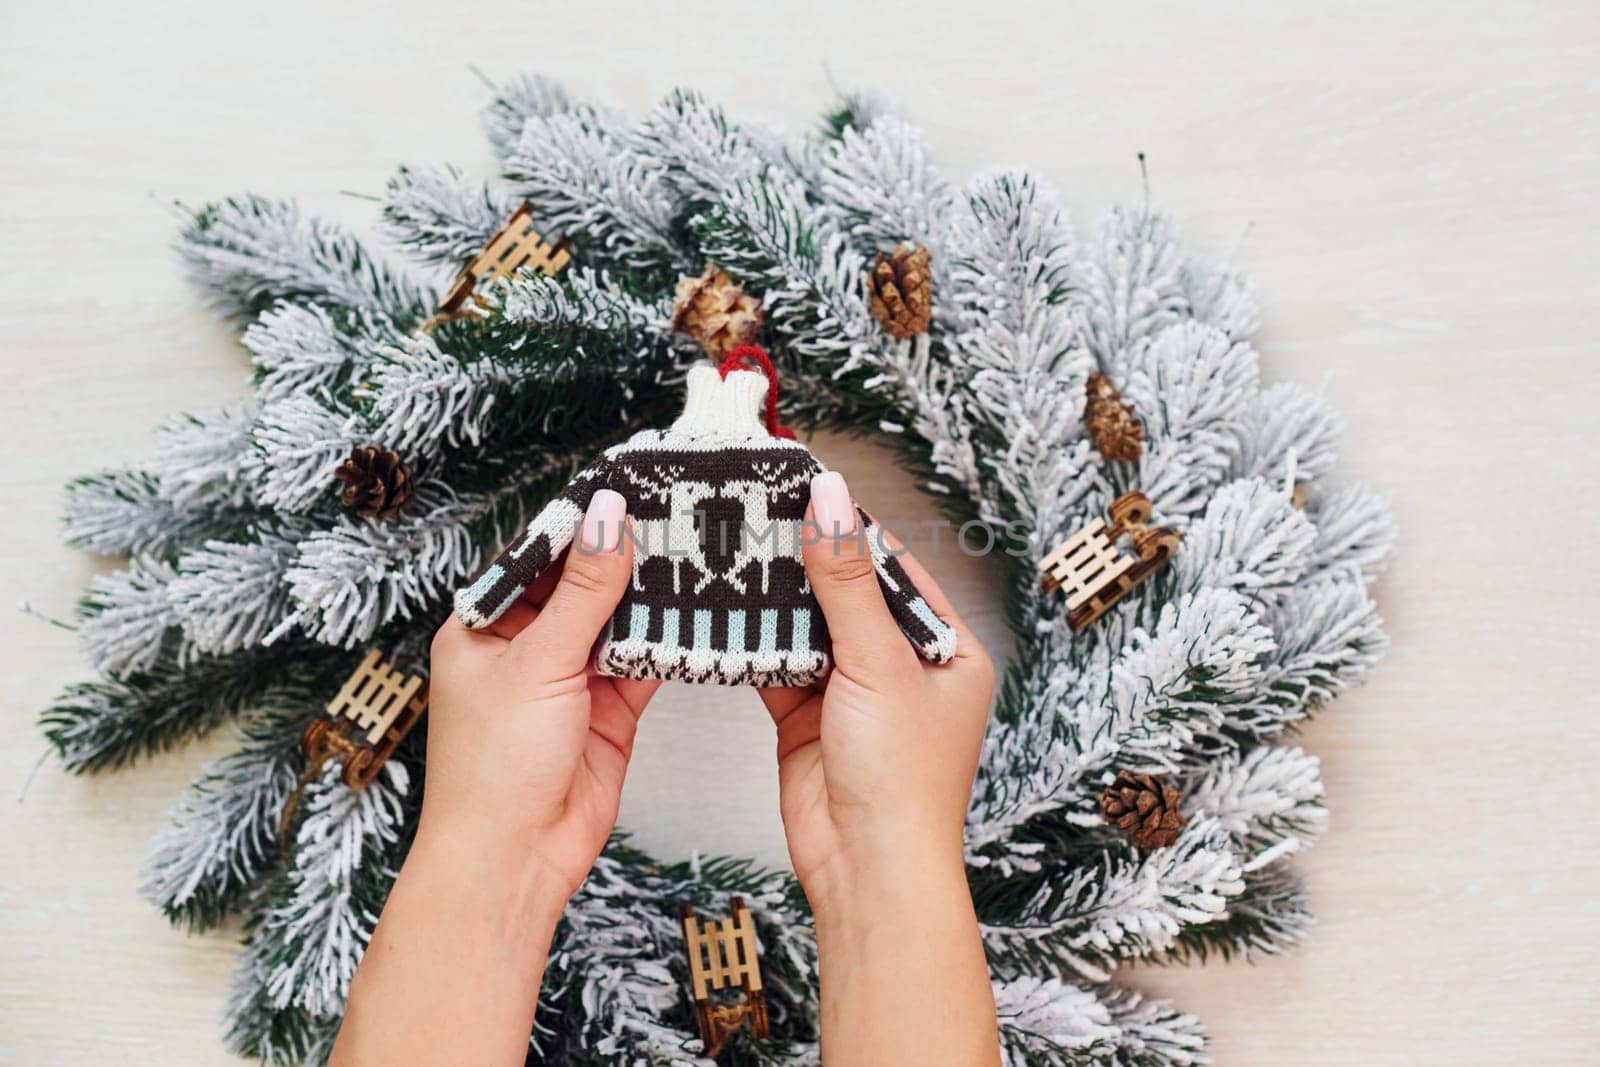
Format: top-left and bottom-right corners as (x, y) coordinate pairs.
(581, 489), (625, 552)
(810, 472), (857, 538)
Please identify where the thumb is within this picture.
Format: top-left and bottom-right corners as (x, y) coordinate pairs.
(803, 472), (906, 680)
(514, 489), (631, 675)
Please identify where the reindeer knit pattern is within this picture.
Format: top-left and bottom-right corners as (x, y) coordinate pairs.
(454, 363), (956, 687)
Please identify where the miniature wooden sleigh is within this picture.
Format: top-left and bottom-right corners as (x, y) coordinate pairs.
(681, 896), (769, 1057)
(1038, 491), (1182, 630)
(300, 649), (428, 789)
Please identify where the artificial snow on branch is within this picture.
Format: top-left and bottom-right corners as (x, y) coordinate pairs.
(77, 556), (189, 678)
(381, 163), (514, 268)
(140, 698), (314, 929)
(178, 195), (427, 324)
(63, 469), (223, 558)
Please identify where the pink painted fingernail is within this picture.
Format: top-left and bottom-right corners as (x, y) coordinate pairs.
(810, 472), (857, 538)
(581, 489), (625, 553)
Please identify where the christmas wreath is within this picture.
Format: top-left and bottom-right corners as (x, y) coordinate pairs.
(43, 74), (1394, 1064)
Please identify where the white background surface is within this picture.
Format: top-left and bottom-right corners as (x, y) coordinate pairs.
(3, 1), (1597, 1062)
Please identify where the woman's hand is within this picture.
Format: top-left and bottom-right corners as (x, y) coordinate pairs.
(333, 489), (655, 1067)
(759, 471), (1001, 1067)
(419, 487), (658, 898)
(761, 470), (995, 914)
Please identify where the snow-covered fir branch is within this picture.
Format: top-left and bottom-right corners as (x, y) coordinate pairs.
(970, 584), (1284, 864)
(981, 819), (1243, 979)
(945, 171), (1097, 540)
(480, 70), (620, 160)
(169, 529), (305, 656)
(358, 331), (511, 455)
(1232, 381), (1342, 485)
(1094, 587), (1278, 770)
(1180, 254), (1259, 342)
(505, 112), (687, 274)
(814, 113), (954, 254)
(224, 989), (337, 1067)
(41, 643), (332, 773)
(149, 403), (260, 511)
(1070, 205), (1191, 380)
(1123, 322), (1259, 522)
(278, 481), (480, 647)
(250, 761), (414, 1018)
(966, 717), (1093, 876)
(76, 556), (190, 678)
(178, 195), (426, 323)
(140, 696), (312, 929)
(993, 975), (1120, 1064)
(1183, 745), (1326, 867)
(381, 163), (514, 268)
(1304, 482), (1395, 583)
(1167, 860), (1314, 964)
(819, 90), (895, 141)
(697, 176), (883, 392)
(497, 266), (675, 340)
(632, 90), (783, 209)
(356, 270), (678, 460)
(538, 845), (819, 1064)
(992, 975), (1209, 1066)
(1252, 575), (1389, 719)
(1174, 477), (1317, 596)
(544, 856), (714, 1063)
(242, 301), (391, 405)
(1095, 985), (1208, 1066)
(275, 453), (580, 649)
(62, 469), (223, 558)
(252, 394), (370, 514)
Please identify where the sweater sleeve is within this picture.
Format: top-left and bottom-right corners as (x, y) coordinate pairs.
(860, 507), (958, 664)
(453, 456), (614, 629)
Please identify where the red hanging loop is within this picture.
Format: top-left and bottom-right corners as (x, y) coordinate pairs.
(717, 344), (796, 439)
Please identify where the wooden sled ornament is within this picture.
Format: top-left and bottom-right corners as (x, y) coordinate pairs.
(682, 896), (769, 1057)
(428, 201), (570, 328)
(300, 649), (428, 789)
(1038, 491), (1181, 631)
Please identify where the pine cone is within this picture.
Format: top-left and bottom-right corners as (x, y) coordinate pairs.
(333, 446), (414, 519)
(1099, 771), (1187, 849)
(672, 265), (764, 359)
(868, 245), (933, 339)
(1084, 372), (1144, 462)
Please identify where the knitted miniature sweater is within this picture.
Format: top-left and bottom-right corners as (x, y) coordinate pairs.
(454, 357), (956, 687)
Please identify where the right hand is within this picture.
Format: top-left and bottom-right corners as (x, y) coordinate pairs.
(757, 471), (995, 915)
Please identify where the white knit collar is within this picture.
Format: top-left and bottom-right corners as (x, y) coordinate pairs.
(668, 364), (775, 443)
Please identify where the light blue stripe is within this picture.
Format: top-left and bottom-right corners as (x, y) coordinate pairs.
(466, 563), (507, 602)
(911, 599), (943, 633)
(661, 608), (680, 646)
(759, 609), (779, 652)
(631, 603), (650, 639)
(693, 609), (712, 650)
(791, 608), (810, 650)
(727, 610), (745, 651)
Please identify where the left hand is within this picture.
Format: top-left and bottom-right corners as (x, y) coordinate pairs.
(420, 488), (657, 898)
(335, 489), (651, 1066)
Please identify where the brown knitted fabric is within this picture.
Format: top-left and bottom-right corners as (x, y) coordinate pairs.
(455, 364), (957, 687)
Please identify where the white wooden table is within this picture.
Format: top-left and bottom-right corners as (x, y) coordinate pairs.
(3, 2), (1596, 1062)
